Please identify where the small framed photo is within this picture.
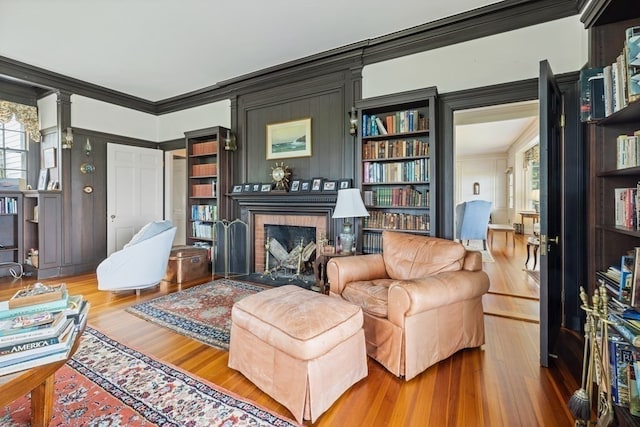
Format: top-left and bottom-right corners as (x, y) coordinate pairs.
(243, 184), (252, 192)
(252, 183), (261, 192)
(232, 185), (244, 193)
(43, 147), (56, 169)
(338, 179), (352, 189)
(37, 169), (49, 191)
(311, 178), (323, 192)
(300, 180), (311, 192)
(260, 183), (272, 192)
(290, 180), (301, 192)
(323, 180), (337, 192)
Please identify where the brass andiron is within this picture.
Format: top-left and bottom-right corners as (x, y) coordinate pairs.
(261, 235), (275, 280)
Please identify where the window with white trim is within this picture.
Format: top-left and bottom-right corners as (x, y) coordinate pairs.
(0, 117), (27, 180)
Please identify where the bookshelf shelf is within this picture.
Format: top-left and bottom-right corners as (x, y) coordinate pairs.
(0, 192), (23, 278)
(356, 87), (437, 254)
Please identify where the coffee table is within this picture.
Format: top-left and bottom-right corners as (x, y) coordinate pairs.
(0, 323), (85, 427)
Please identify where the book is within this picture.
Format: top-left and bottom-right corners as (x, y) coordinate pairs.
(580, 67), (604, 121)
(0, 290), (69, 320)
(610, 313), (640, 347)
(0, 311), (55, 337)
(0, 311), (68, 345)
(627, 26), (640, 102)
(0, 320), (74, 364)
(0, 319), (73, 356)
(0, 327), (77, 376)
(610, 333), (637, 407)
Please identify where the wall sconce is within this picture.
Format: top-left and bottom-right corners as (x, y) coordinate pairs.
(348, 107), (358, 136)
(62, 127), (73, 150)
(473, 182), (480, 195)
(84, 138), (92, 156)
(223, 129), (237, 151)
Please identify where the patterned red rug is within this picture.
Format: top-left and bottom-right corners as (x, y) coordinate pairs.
(126, 278), (265, 350)
(1, 326), (298, 426)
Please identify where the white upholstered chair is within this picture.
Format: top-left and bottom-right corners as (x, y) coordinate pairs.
(97, 220), (177, 294)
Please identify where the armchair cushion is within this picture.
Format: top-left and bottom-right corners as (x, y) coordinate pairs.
(342, 279), (395, 318)
(124, 220), (174, 248)
(382, 231), (466, 280)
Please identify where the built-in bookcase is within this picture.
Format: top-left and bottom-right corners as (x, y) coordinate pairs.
(356, 87), (437, 254)
(185, 126), (232, 258)
(583, 0), (640, 425)
(0, 191), (23, 276)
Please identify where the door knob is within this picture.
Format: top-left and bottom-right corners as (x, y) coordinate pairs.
(540, 234), (559, 256)
(110, 214), (116, 222)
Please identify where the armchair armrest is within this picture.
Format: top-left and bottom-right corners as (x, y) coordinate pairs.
(387, 270), (489, 326)
(326, 254), (388, 295)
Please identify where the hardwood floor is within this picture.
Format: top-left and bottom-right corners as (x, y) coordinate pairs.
(0, 238), (578, 426)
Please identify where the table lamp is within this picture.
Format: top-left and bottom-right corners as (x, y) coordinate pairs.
(332, 188), (369, 254)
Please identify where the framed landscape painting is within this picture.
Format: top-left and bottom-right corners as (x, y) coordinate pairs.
(266, 118), (311, 160)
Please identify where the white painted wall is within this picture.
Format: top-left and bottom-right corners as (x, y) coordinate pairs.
(37, 93), (57, 130)
(71, 95), (158, 141)
(362, 16), (588, 98)
(157, 100), (231, 141)
(456, 154), (508, 224)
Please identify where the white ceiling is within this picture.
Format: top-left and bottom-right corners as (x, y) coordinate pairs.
(0, 0), (501, 102)
(455, 100), (539, 157)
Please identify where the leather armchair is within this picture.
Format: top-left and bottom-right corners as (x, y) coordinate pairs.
(326, 230), (489, 380)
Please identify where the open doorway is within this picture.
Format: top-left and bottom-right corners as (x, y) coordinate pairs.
(453, 100), (540, 321)
(164, 149), (187, 246)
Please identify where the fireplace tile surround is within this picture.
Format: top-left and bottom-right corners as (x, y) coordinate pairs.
(231, 193), (338, 273)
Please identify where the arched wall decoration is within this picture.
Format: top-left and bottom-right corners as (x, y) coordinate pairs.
(0, 100), (41, 142)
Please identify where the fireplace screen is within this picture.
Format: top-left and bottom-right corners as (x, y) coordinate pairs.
(213, 219), (249, 278)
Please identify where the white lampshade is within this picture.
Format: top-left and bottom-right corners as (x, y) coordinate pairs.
(332, 188), (369, 219)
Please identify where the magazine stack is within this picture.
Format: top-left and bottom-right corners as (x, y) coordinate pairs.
(0, 283), (89, 376)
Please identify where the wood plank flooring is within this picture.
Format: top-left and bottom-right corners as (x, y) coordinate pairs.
(0, 235), (578, 426)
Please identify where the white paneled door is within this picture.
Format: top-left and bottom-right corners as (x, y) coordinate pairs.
(107, 143), (164, 256)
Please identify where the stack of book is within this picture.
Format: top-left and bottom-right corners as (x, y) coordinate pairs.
(0, 283), (89, 376)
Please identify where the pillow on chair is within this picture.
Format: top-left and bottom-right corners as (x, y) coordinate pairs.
(124, 220), (174, 248)
(382, 231), (466, 280)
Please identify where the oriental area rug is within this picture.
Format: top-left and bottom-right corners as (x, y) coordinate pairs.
(0, 326), (298, 427)
(126, 278), (265, 350)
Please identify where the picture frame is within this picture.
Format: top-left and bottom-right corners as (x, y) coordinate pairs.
(252, 183), (261, 192)
(243, 184), (252, 192)
(43, 147), (56, 169)
(310, 178), (323, 192)
(323, 180), (337, 192)
(266, 118), (312, 160)
(290, 180), (301, 192)
(232, 185), (244, 193)
(338, 179), (352, 189)
(37, 169), (49, 191)
(300, 180), (311, 192)
(260, 183), (272, 192)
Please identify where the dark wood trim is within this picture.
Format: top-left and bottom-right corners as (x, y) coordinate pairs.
(580, 0), (640, 28)
(159, 138), (187, 152)
(0, 55), (155, 114)
(1, 1), (582, 115)
(72, 128), (158, 149)
(363, 0), (580, 65)
(0, 79), (44, 105)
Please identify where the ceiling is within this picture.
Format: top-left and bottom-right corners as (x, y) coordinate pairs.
(0, 0), (503, 102)
(1, 1), (540, 155)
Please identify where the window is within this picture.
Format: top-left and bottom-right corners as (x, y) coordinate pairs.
(0, 117), (27, 179)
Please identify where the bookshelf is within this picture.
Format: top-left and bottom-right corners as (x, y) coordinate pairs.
(583, 0), (640, 424)
(185, 126), (232, 258)
(356, 87), (437, 254)
(22, 191), (62, 279)
(0, 191), (23, 277)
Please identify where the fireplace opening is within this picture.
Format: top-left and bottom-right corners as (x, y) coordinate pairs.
(263, 224), (316, 281)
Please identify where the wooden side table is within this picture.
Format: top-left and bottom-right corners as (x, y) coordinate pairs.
(314, 252), (356, 294)
(525, 236), (540, 270)
(487, 224), (515, 248)
(0, 324), (85, 427)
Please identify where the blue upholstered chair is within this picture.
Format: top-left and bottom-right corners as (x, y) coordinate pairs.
(455, 200), (493, 250)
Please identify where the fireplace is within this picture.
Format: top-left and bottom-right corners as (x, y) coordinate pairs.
(230, 192), (338, 275)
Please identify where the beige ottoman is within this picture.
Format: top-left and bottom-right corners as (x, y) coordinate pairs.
(228, 285), (367, 423)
